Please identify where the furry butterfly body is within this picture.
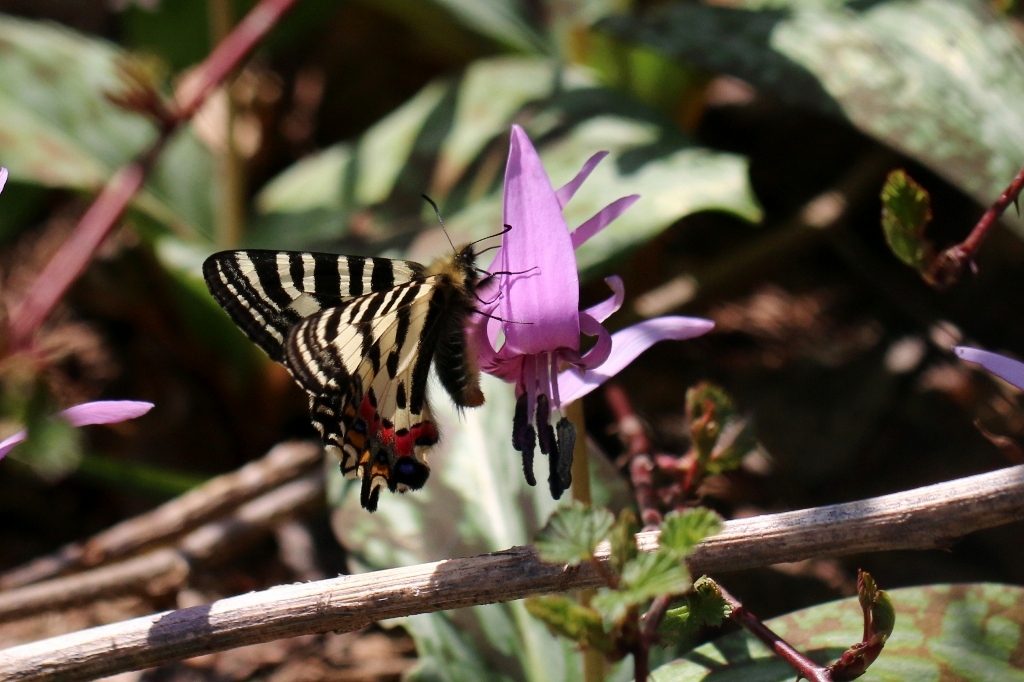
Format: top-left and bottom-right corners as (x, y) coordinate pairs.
(203, 247), (484, 511)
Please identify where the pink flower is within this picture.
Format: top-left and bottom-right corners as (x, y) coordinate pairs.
(954, 346), (1024, 389)
(472, 126), (714, 498)
(0, 401), (154, 461)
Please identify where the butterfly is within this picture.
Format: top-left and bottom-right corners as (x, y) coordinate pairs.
(203, 244), (489, 511)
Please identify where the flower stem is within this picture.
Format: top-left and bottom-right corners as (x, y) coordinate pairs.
(6, 0), (300, 350)
(567, 400), (604, 682)
(719, 585), (833, 682)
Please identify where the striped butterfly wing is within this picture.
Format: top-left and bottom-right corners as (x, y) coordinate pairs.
(203, 250), (426, 361)
(284, 280), (442, 511)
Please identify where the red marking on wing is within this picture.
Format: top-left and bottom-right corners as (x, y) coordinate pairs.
(357, 393), (439, 458)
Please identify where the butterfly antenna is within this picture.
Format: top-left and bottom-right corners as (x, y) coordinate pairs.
(422, 194), (457, 254)
(467, 224), (513, 252)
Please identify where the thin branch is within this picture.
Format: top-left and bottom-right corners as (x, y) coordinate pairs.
(6, 0), (300, 349)
(2, 464), (1022, 681)
(928, 164), (1024, 288)
(0, 441), (321, 589)
(0, 473), (323, 622)
(605, 384), (661, 529)
(720, 586), (832, 682)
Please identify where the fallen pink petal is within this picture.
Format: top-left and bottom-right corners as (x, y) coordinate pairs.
(0, 400), (154, 461)
(954, 346), (1024, 391)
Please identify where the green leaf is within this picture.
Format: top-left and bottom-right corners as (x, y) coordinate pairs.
(881, 169), (934, 270)
(253, 56), (760, 277)
(659, 576), (731, 643)
(426, 0), (547, 53)
(685, 382), (757, 473)
(0, 14), (218, 239)
(600, 0), (1024, 234)
(534, 502), (615, 566)
(401, 611), (510, 682)
(525, 595), (619, 654)
(658, 509), (723, 559)
(608, 508), (640, 575)
(594, 551), (693, 628)
(652, 583), (1024, 682)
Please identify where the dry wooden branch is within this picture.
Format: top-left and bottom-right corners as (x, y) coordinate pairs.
(0, 473), (324, 622)
(0, 441), (321, 590)
(1, 464), (1022, 682)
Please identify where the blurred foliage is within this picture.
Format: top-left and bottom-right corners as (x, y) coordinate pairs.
(601, 0), (1024, 231)
(651, 584), (1022, 681)
(0, 14), (219, 240)
(252, 55), (760, 280)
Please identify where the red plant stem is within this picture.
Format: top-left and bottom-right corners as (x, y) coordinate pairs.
(720, 586), (833, 682)
(930, 164), (1024, 287)
(960, 165), (1024, 255)
(7, 0), (301, 350)
(605, 384), (662, 528)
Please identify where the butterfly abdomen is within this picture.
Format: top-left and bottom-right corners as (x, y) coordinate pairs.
(422, 250), (485, 408)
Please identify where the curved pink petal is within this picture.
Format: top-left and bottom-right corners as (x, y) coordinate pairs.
(0, 400), (153, 461)
(0, 429), (27, 460)
(556, 317), (715, 407)
(555, 151), (608, 208)
(577, 312), (612, 370)
(498, 125), (580, 354)
(570, 195), (640, 250)
(60, 400), (154, 427)
(582, 276), (625, 324)
(0, 167), (8, 195)
(954, 347), (1024, 390)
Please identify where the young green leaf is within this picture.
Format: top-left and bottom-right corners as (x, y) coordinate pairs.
(534, 502), (615, 566)
(881, 169), (934, 271)
(593, 551), (694, 628)
(658, 509), (723, 558)
(524, 596), (619, 655)
(659, 576), (731, 642)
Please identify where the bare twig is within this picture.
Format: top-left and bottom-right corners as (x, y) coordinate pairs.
(6, 0), (300, 349)
(928, 164), (1024, 288)
(2, 464), (1022, 681)
(720, 585), (832, 682)
(0, 473), (323, 622)
(0, 441), (321, 589)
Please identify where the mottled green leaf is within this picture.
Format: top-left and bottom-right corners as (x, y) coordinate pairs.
(881, 169), (934, 270)
(658, 509), (723, 558)
(0, 14), (218, 239)
(534, 502), (615, 566)
(652, 583), (1024, 681)
(525, 595), (618, 654)
(601, 0), (1024, 233)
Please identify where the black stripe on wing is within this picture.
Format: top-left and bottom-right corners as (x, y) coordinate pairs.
(203, 249), (426, 360)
